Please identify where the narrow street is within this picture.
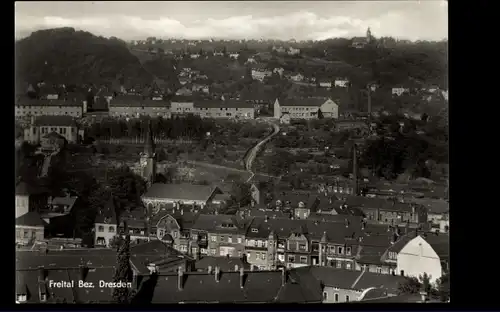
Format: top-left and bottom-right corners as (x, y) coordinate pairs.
(244, 122), (280, 182)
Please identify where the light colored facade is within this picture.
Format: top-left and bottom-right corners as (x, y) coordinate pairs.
(94, 221), (117, 248)
(251, 69), (272, 81)
(16, 224), (45, 245)
(392, 87), (409, 96)
(273, 98), (338, 119)
(171, 96), (195, 114)
(15, 99), (84, 118)
(397, 235), (445, 283)
(109, 97), (171, 118)
(290, 73), (304, 82)
(16, 195), (29, 218)
(334, 79), (349, 88)
(319, 81), (332, 88)
(24, 116), (81, 144)
(193, 100), (255, 119)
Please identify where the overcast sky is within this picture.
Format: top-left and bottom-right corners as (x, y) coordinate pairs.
(15, 1), (448, 41)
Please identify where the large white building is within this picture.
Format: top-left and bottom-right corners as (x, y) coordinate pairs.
(273, 98), (339, 120)
(397, 234), (449, 284)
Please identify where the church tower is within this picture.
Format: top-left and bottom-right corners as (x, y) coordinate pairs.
(366, 27), (372, 43)
(140, 120), (156, 188)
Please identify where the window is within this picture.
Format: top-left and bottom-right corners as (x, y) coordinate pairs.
(334, 293), (339, 302)
(346, 262), (352, 270)
(200, 248), (207, 254)
(346, 247), (351, 255)
(251, 228), (258, 233)
(299, 256), (308, 264)
(329, 246), (335, 254)
(97, 226), (104, 232)
(211, 236), (217, 242)
(17, 294), (27, 303)
(108, 226), (114, 233)
(336, 261), (342, 269)
(338, 247), (343, 255)
(257, 240), (262, 247)
(345, 295), (350, 302)
(228, 236), (232, 243)
(323, 291), (328, 300)
(400, 270), (405, 276)
(210, 249), (216, 255)
(237, 237), (242, 244)
(220, 236), (225, 242)
(261, 253), (266, 260)
(288, 255), (295, 263)
(23, 231), (29, 238)
(376, 267), (382, 274)
(299, 244), (307, 251)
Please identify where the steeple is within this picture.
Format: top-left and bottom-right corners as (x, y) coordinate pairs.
(366, 27), (372, 43)
(144, 120), (155, 156)
(353, 143), (359, 196)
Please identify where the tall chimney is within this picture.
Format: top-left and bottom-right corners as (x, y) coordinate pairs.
(281, 268), (286, 286)
(178, 266), (184, 290)
(208, 265), (212, 274)
(367, 86), (372, 124)
(239, 268), (245, 288)
(38, 266), (46, 281)
(352, 144), (359, 196)
(79, 264), (88, 281)
(214, 266), (220, 282)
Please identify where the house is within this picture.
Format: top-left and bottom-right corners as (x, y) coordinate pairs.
(190, 214), (247, 258)
(229, 52), (240, 59)
(191, 83), (210, 94)
(41, 195), (78, 225)
(175, 85), (193, 96)
(392, 87), (409, 96)
(94, 197), (119, 248)
(118, 210), (151, 244)
(334, 78), (350, 88)
(273, 98), (339, 120)
(38, 84), (61, 100)
(193, 100), (255, 119)
(405, 198), (449, 232)
(15, 98), (85, 118)
(134, 267), (322, 303)
(129, 240), (195, 274)
(109, 95), (171, 118)
(396, 233), (449, 283)
(273, 67), (285, 77)
(170, 95), (195, 115)
(245, 57), (257, 64)
(290, 73), (304, 82)
(39, 131), (66, 153)
(251, 68), (273, 82)
(288, 47), (301, 55)
(15, 182), (49, 218)
(293, 266), (406, 303)
(272, 46), (286, 53)
(24, 115), (83, 145)
(142, 183), (223, 211)
(351, 28), (373, 49)
(280, 113), (291, 125)
(16, 211), (47, 246)
(319, 80), (332, 88)
(190, 53), (201, 59)
(179, 77), (190, 85)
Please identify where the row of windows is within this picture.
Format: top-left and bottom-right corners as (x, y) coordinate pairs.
(246, 239), (268, 248)
(287, 255), (308, 264)
(111, 107), (168, 110)
(210, 235), (243, 244)
(323, 292), (349, 303)
(97, 226), (115, 232)
(39, 127), (76, 134)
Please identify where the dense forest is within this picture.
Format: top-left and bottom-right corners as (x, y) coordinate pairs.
(15, 27), (153, 86)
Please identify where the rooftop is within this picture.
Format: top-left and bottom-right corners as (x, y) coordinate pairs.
(142, 183), (220, 202)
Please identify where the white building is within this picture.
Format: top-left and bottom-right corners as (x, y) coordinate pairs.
(290, 73), (304, 82)
(251, 69), (272, 81)
(334, 79), (349, 88)
(397, 234), (449, 284)
(229, 53), (240, 59)
(392, 87), (410, 96)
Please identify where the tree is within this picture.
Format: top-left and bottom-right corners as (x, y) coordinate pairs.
(229, 182), (251, 207)
(435, 273), (450, 302)
(317, 108), (324, 119)
(107, 167), (147, 212)
(112, 234), (133, 303)
(397, 276), (421, 295)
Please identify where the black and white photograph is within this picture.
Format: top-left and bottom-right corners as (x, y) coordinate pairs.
(15, 1), (449, 304)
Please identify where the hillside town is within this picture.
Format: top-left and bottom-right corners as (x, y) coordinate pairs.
(15, 3), (448, 305)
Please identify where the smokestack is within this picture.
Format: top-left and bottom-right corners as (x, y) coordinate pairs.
(367, 86), (372, 124)
(281, 268), (287, 286)
(353, 144), (359, 196)
(79, 265), (88, 281)
(38, 266), (46, 282)
(207, 265), (212, 274)
(239, 268), (245, 288)
(178, 266), (184, 290)
(214, 266), (220, 282)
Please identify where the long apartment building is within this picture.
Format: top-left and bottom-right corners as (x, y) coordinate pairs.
(15, 97), (85, 119)
(273, 97), (339, 119)
(170, 96), (255, 119)
(109, 95), (171, 118)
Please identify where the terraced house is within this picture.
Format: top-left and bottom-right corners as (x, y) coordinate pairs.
(193, 100), (255, 119)
(190, 214), (247, 258)
(15, 98), (84, 118)
(109, 95), (171, 118)
(273, 98), (339, 119)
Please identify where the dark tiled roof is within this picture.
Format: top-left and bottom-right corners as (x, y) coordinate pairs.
(16, 249), (117, 270)
(194, 100), (254, 109)
(110, 96), (170, 108)
(16, 98), (83, 107)
(16, 211), (47, 227)
(195, 256), (250, 272)
(143, 183), (218, 202)
(15, 182), (49, 196)
(171, 95), (195, 103)
(94, 197), (118, 224)
(293, 266), (360, 289)
(279, 98), (326, 107)
(42, 131), (66, 140)
(141, 270), (321, 303)
(423, 233), (449, 260)
(51, 196), (78, 208)
(354, 271), (406, 294)
(33, 115), (78, 127)
(191, 214), (245, 234)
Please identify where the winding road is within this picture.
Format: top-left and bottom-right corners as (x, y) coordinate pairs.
(244, 122), (280, 183)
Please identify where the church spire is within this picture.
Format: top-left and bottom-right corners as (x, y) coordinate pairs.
(144, 120), (155, 156)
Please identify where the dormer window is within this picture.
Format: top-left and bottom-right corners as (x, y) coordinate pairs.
(251, 228), (258, 233)
(298, 201), (305, 208)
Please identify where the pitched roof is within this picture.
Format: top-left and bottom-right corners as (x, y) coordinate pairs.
(422, 233), (449, 260)
(194, 100), (254, 109)
(94, 197), (118, 224)
(51, 196), (78, 208)
(142, 183), (218, 202)
(279, 98), (326, 107)
(33, 115), (78, 127)
(195, 256), (250, 272)
(191, 214), (245, 234)
(42, 131), (66, 140)
(110, 95), (170, 108)
(171, 95), (195, 103)
(141, 270), (321, 303)
(16, 211), (47, 227)
(15, 182), (49, 196)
